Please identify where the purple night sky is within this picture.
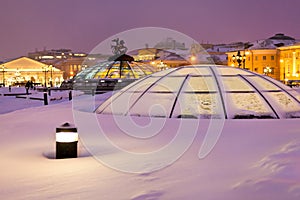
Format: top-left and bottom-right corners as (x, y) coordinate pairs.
(1, 0), (300, 60)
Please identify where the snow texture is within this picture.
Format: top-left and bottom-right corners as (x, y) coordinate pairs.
(0, 87), (300, 199)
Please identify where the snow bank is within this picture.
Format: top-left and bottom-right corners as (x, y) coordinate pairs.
(1, 90), (300, 199)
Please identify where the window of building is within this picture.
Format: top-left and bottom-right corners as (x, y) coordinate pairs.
(255, 56), (258, 61)
(263, 56), (267, 60)
(271, 56), (275, 60)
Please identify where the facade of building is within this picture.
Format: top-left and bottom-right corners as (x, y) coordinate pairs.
(129, 48), (190, 70)
(226, 34), (297, 82)
(28, 48), (88, 80)
(278, 43), (300, 83)
(28, 48), (86, 61)
(1, 57), (63, 87)
(227, 49), (279, 80)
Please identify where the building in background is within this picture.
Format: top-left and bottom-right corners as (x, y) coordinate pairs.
(129, 48), (190, 70)
(28, 48), (88, 79)
(1, 57), (63, 87)
(278, 43), (300, 84)
(226, 33), (297, 81)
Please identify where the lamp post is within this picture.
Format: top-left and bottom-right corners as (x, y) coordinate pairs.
(49, 65), (53, 87)
(43, 66), (48, 87)
(280, 59), (288, 84)
(237, 51), (246, 68)
(232, 50), (246, 69)
(264, 66), (272, 76)
(1, 65), (5, 87)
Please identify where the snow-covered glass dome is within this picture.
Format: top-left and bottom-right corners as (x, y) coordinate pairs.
(96, 65), (300, 119)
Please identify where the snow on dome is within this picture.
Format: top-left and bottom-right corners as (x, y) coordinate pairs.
(96, 65), (300, 119)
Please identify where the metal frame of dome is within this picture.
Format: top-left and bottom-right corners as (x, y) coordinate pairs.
(73, 55), (157, 93)
(96, 65), (300, 119)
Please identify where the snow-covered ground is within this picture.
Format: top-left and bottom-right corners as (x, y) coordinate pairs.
(0, 87), (300, 199)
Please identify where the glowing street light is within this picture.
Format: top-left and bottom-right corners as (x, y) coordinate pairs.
(42, 65), (48, 87)
(237, 51), (246, 68)
(49, 65), (53, 87)
(264, 66), (272, 76)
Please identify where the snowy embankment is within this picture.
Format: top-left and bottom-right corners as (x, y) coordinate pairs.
(0, 87), (300, 199)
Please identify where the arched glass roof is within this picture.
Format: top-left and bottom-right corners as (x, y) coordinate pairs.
(96, 65), (300, 119)
(75, 60), (156, 80)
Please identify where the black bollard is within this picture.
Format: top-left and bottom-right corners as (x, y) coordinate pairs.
(48, 89), (51, 96)
(9, 85), (11, 92)
(69, 90), (72, 101)
(56, 122), (78, 159)
(43, 92), (48, 105)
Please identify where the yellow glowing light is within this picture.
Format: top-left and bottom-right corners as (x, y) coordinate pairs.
(70, 71), (74, 75)
(280, 59), (284, 63)
(245, 51), (250, 55)
(56, 132), (78, 142)
(190, 56), (196, 61)
(150, 61), (155, 65)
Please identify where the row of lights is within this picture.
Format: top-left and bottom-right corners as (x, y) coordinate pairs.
(1, 64), (63, 87)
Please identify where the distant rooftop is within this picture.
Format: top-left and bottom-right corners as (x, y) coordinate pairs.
(268, 33), (295, 41)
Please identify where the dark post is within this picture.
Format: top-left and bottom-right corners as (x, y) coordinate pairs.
(56, 122), (78, 159)
(26, 88), (29, 95)
(9, 85), (11, 92)
(48, 89), (51, 96)
(69, 90), (72, 101)
(43, 92), (48, 105)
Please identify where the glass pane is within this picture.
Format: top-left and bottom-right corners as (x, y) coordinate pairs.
(264, 92), (300, 118)
(151, 68), (175, 77)
(171, 67), (211, 76)
(126, 77), (161, 92)
(221, 76), (254, 92)
(149, 77), (185, 92)
(183, 77), (217, 92)
(216, 67), (252, 75)
(128, 93), (177, 117)
(248, 76), (279, 91)
(101, 92), (142, 115)
(225, 93), (275, 119)
(172, 93), (222, 119)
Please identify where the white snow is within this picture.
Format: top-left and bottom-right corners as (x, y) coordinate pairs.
(0, 87), (300, 199)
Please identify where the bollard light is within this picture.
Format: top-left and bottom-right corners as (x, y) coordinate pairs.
(56, 122), (78, 159)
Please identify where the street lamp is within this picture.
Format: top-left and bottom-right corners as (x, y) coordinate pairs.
(49, 65), (53, 87)
(264, 66), (272, 76)
(43, 66), (48, 87)
(232, 50), (246, 68)
(1, 65), (5, 87)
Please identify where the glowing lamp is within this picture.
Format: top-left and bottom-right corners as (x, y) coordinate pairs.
(56, 122), (78, 159)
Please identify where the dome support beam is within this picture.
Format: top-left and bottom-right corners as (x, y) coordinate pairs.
(239, 74), (280, 119)
(209, 66), (228, 119)
(169, 74), (190, 118)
